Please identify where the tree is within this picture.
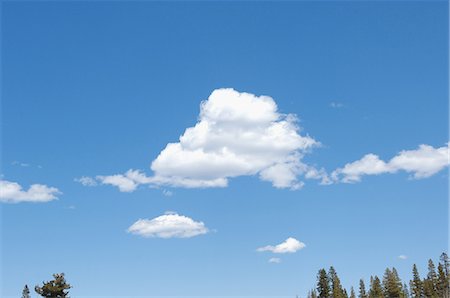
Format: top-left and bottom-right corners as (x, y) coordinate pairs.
(383, 268), (403, 298)
(35, 273), (71, 297)
(359, 279), (368, 298)
(440, 253), (450, 298)
(350, 287), (356, 298)
(329, 266), (347, 298)
(410, 264), (423, 298)
(307, 289), (318, 298)
(317, 268), (331, 298)
(423, 259), (438, 297)
(402, 282), (410, 298)
(383, 267), (403, 297)
(22, 285), (31, 298)
(369, 275), (383, 298)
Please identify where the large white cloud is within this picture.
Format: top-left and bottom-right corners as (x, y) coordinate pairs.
(127, 212), (209, 238)
(332, 144), (450, 183)
(0, 180), (61, 203)
(81, 88), (324, 191)
(150, 88), (320, 189)
(257, 237), (306, 254)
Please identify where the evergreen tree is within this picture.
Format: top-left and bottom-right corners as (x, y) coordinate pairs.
(329, 266), (347, 298)
(441, 253), (450, 277)
(317, 268), (331, 298)
(440, 253), (450, 298)
(350, 287), (356, 298)
(402, 282), (410, 298)
(410, 264), (423, 298)
(383, 267), (403, 297)
(436, 263), (447, 297)
(369, 276), (383, 298)
(307, 289), (318, 298)
(359, 279), (368, 298)
(35, 273), (71, 298)
(22, 285), (31, 298)
(423, 259), (438, 297)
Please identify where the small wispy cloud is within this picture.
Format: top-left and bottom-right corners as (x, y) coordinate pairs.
(257, 237), (306, 254)
(11, 161), (30, 167)
(329, 102), (344, 108)
(269, 257), (281, 263)
(162, 189), (173, 197)
(398, 255), (408, 260)
(74, 176), (97, 187)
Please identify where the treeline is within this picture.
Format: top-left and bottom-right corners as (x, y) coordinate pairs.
(307, 253), (450, 298)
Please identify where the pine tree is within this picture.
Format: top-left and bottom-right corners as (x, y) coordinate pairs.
(423, 259), (438, 297)
(317, 268), (331, 298)
(369, 275), (383, 298)
(35, 273), (71, 297)
(359, 279), (368, 298)
(436, 263), (447, 297)
(22, 285), (31, 298)
(383, 267), (403, 297)
(329, 266), (347, 298)
(440, 253), (450, 298)
(410, 264), (423, 298)
(308, 289), (318, 298)
(402, 282), (410, 298)
(350, 287), (356, 298)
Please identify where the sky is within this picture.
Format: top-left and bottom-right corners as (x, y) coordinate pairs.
(1, 1), (448, 297)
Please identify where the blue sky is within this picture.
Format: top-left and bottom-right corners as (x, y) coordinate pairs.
(1, 1), (448, 297)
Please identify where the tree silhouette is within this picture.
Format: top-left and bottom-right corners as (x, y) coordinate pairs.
(35, 273), (71, 298)
(22, 285), (31, 298)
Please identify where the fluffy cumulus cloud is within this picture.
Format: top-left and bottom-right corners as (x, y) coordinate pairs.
(257, 237), (306, 254)
(127, 212), (209, 238)
(332, 144), (449, 183)
(0, 180), (61, 203)
(150, 89), (320, 189)
(81, 88), (325, 191)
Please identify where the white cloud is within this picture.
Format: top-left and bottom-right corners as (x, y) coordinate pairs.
(11, 161), (30, 167)
(257, 237), (306, 254)
(84, 89), (324, 191)
(127, 212), (209, 238)
(330, 102), (344, 108)
(269, 257), (281, 263)
(96, 169), (151, 192)
(162, 189), (173, 197)
(150, 88), (320, 189)
(398, 255), (408, 260)
(332, 144), (449, 183)
(74, 176), (97, 186)
(0, 180), (61, 203)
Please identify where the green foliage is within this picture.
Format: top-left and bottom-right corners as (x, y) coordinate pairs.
(423, 259), (439, 297)
(369, 275), (383, 298)
(35, 273), (71, 298)
(22, 285), (31, 298)
(382, 267), (403, 297)
(317, 268), (331, 298)
(411, 264), (423, 298)
(359, 279), (368, 298)
(439, 253), (450, 298)
(349, 287), (356, 298)
(329, 266), (348, 298)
